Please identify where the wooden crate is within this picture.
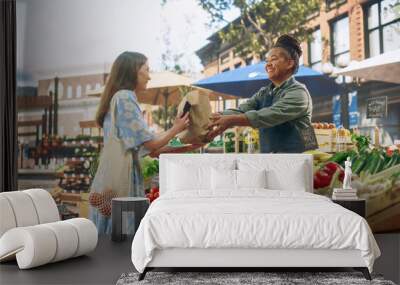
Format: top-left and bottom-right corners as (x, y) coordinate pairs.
(314, 129), (335, 153)
(79, 193), (90, 218)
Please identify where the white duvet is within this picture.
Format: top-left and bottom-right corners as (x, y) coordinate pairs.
(131, 190), (380, 273)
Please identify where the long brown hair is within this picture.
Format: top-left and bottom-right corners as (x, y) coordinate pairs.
(96, 51), (147, 127)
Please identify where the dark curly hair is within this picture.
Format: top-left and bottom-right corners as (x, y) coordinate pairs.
(273, 34), (302, 74)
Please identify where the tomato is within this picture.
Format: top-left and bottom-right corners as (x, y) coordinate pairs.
(323, 162), (340, 175)
(150, 188), (159, 194)
(315, 170), (331, 188)
(313, 175), (324, 189)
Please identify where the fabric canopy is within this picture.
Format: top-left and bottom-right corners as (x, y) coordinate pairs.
(86, 71), (236, 105)
(194, 62), (340, 98)
(334, 49), (400, 84)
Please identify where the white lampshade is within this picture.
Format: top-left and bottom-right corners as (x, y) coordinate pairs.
(337, 56), (350, 68)
(322, 62), (334, 74)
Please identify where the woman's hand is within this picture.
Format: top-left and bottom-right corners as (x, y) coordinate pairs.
(143, 113), (190, 152)
(172, 112), (190, 134)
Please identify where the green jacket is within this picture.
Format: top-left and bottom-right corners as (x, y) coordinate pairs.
(224, 76), (316, 153)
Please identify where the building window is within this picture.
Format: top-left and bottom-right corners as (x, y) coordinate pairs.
(309, 28), (322, 71)
(220, 52), (230, 64)
(238, 98), (247, 105)
(299, 54), (304, 66)
(326, 0), (346, 11)
(47, 81), (54, 96)
(245, 56), (253, 66)
(366, 0), (400, 57)
(76, 85), (82, 98)
(331, 16), (350, 66)
(67, 85), (73, 99)
(225, 99), (236, 109)
(58, 82), (64, 98)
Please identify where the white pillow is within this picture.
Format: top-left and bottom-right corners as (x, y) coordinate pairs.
(266, 167), (306, 191)
(167, 159), (236, 191)
(168, 162), (210, 191)
(237, 158), (307, 191)
(211, 168), (236, 190)
(236, 169), (267, 189)
(211, 169), (267, 190)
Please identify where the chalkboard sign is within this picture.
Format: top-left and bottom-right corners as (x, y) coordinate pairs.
(367, 96), (387, 119)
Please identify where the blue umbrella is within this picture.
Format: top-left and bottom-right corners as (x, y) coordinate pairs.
(194, 62), (340, 98)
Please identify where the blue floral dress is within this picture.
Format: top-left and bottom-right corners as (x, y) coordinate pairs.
(90, 90), (154, 234)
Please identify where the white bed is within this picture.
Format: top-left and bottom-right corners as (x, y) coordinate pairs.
(131, 154), (380, 280)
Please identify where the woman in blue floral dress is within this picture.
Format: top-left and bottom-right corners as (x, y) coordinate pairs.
(89, 52), (198, 234)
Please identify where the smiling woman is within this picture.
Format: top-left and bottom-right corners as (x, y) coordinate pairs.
(207, 34), (318, 153)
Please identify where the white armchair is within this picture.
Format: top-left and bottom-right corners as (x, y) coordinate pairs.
(0, 188), (98, 269)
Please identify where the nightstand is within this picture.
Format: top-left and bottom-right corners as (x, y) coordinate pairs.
(111, 197), (149, 242)
(332, 198), (366, 218)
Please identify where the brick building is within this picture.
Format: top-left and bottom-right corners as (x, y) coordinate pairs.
(196, 0), (400, 143)
(18, 72), (157, 141)
(17, 73), (105, 139)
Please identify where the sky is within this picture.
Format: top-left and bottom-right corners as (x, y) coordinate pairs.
(16, 0), (239, 85)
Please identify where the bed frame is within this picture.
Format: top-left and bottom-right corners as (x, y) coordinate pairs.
(138, 154), (372, 281)
(139, 248), (370, 280)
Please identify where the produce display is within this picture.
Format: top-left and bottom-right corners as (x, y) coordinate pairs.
(47, 135), (102, 219)
(312, 122), (352, 153)
(243, 128), (259, 153)
(308, 134), (400, 233)
(141, 157), (160, 203)
(223, 127), (259, 153)
(145, 187), (160, 203)
(223, 131), (241, 153)
(141, 157), (159, 181)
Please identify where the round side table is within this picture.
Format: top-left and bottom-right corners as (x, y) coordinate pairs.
(111, 197), (149, 242)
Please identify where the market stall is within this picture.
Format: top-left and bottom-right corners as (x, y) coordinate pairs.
(309, 130), (400, 233)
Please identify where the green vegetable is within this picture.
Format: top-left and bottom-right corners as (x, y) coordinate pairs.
(388, 150), (400, 169)
(168, 137), (184, 147)
(361, 150), (379, 175)
(351, 134), (370, 153)
(372, 152), (385, 174)
(352, 152), (369, 175)
(329, 151), (349, 164)
(140, 157), (159, 179)
(383, 153), (392, 169)
(364, 164), (400, 184)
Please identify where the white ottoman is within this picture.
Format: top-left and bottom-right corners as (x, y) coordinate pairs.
(0, 189), (98, 269)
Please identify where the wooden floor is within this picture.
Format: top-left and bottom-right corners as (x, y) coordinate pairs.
(0, 235), (133, 285)
(1, 233), (398, 284)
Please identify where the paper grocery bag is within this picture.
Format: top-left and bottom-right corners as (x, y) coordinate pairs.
(177, 90), (211, 144)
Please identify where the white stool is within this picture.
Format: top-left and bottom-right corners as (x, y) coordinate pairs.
(0, 189), (98, 269)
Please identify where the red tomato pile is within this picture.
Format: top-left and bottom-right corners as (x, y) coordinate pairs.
(146, 187), (159, 203)
(314, 162), (344, 189)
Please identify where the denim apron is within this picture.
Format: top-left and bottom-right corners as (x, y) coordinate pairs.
(259, 89), (316, 153)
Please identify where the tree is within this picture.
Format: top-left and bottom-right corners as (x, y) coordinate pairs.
(195, 0), (321, 59)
